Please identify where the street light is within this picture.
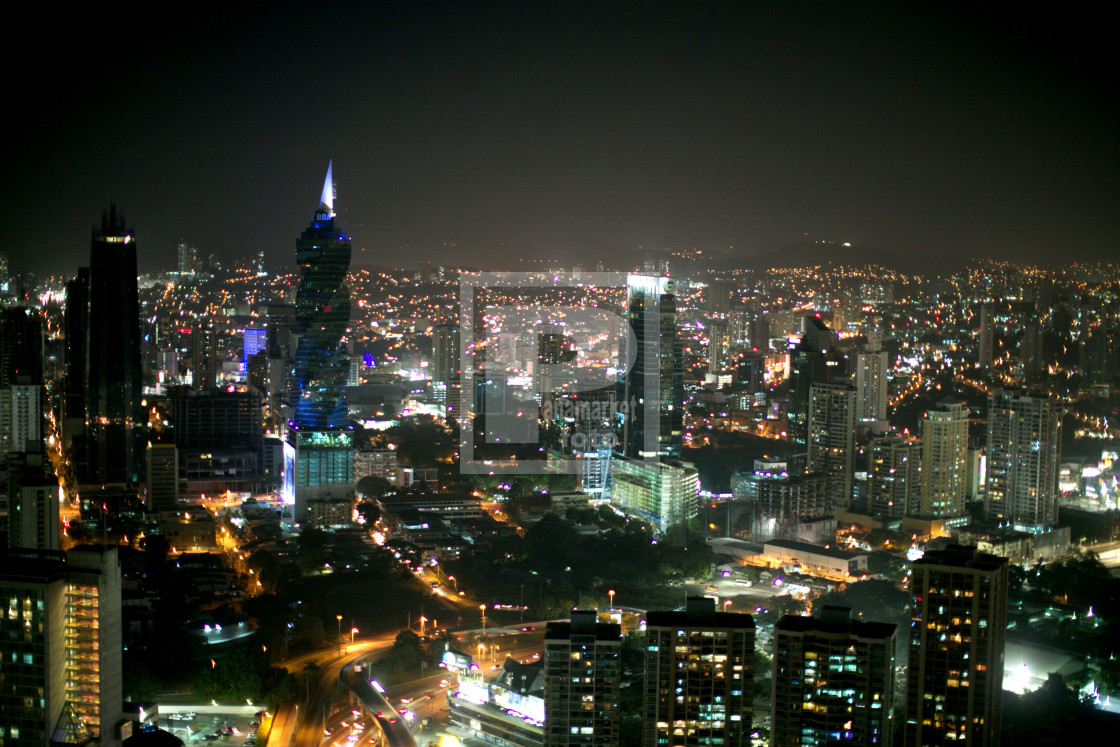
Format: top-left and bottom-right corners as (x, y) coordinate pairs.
(449, 575), (457, 593)
(351, 627), (359, 643)
(723, 600), (733, 612)
(608, 589), (615, 611)
(336, 615), (343, 659)
(480, 605), (487, 638)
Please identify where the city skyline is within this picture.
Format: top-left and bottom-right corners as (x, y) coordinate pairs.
(4, 2), (1117, 278)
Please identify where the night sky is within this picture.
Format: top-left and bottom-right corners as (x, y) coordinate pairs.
(6, 1), (1117, 277)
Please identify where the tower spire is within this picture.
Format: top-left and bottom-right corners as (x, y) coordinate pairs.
(319, 160), (335, 216)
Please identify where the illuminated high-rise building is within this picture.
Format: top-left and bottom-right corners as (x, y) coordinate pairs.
(0, 546), (122, 747)
(6, 451), (59, 552)
(85, 205), (143, 486)
(62, 268), (89, 453)
(771, 606), (897, 747)
(919, 399), (969, 518)
(854, 334), (888, 423)
(243, 327), (268, 364)
(787, 315), (835, 475)
(610, 456), (699, 536)
(978, 303), (994, 367)
(807, 382), (856, 510)
(904, 545), (1007, 747)
(432, 322), (460, 384)
(176, 241), (199, 276)
(868, 434), (921, 519)
(543, 611), (621, 747)
(291, 161), (351, 429)
(984, 389), (1062, 530)
(644, 597), (755, 747)
(286, 162), (354, 521)
(621, 275), (682, 460)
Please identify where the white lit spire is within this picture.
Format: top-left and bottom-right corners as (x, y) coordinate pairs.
(319, 160), (335, 216)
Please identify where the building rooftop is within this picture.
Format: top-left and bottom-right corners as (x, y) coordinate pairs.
(776, 606), (896, 640)
(765, 537), (866, 561)
(646, 596), (755, 630)
(914, 543), (1008, 572)
(545, 610), (621, 642)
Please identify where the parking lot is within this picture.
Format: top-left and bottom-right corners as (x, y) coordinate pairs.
(162, 709), (264, 744)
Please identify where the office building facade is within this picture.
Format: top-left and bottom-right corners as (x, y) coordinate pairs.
(621, 275), (683, 460)
(978, 304), (994, 368)
(610, 456), (699, 536)
(85, 205), (143, 486)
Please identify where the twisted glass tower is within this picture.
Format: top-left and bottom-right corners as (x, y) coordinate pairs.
(292, 161), (351, 428)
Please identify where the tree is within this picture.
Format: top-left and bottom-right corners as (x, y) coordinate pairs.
(123, 661), (162, 702)
(355, 501), (381, 525)
(356, 476), (392, 500)
(297, 527), (330, 574)
(380, 629), (424, 671)
(754, 650), (772, 684)
(815, 580), (909, 626)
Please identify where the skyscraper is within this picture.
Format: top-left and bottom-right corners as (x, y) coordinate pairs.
(0, 546), (123, 747)
(0, 307), (43, 388)
(868, 434), (921, 519)
(85, 205), (143, 486)
(808, 382), (856, 510)
(787, 315), (835, 475)
(984, 389), (1063, 530)
(644, 597), (755, 747)
(978, 304), (994, 367)
(146, 441), (179, 511)
(0, 308), (43, 461)
(771, 606), (897, 747)
(543, 611), (622, 747)
(919, 399), (969, 518)
(904, 545), (1008, 747)
(291, 161), (352, 429)
(176, 242), (199, 276)
(0, 383), (41, 458)
(621, 275), (683, 460)
(432, 321), (461, 384)
(286, 163), (354, 521)
(854, 334), (889, 423)
(62, 268), (90, 451)
(6, 451), (59, 552)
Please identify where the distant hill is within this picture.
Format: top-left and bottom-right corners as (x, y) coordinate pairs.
(742, 241), (968, 276)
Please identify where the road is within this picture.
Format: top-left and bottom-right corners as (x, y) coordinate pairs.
(270, 638), (394, 747)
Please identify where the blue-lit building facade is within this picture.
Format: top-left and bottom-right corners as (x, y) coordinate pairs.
(242, 327), (267, 363)
(284, 162), (355, 521)
(291, 160), (351, 429)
